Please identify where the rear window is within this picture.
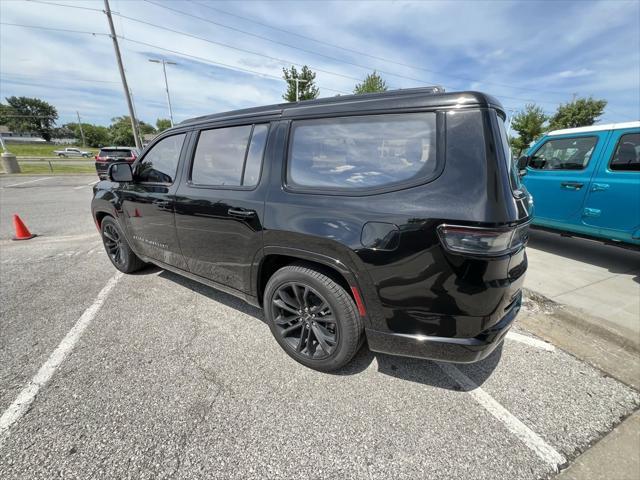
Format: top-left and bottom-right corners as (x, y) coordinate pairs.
(287, 113), (438, 190)
(99, 149), (133, 158)
(609, 133), (640, 171)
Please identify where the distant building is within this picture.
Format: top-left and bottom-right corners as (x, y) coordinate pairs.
(142, 132), (158, 147)
(0, 125), (47, 143)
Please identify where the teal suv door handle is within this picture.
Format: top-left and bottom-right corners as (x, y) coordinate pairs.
(583, 208), (601, 217)
(561, 182), (584, 190)
(591, 183), (610, 192)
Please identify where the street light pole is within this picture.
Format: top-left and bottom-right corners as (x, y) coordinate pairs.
(103, 0), (142, 149)
(149, 59), (177, 126)
(292, 78), (308, 102)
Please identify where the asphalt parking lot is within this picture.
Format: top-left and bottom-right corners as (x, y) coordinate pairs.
(1, 175), (638, 480)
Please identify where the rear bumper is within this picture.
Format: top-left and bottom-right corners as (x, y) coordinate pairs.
(366, 293), (520, 363)
(95, 162), (108, 178)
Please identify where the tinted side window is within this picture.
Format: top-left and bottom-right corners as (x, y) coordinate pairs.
(288, 113), (437, 190)
(242, 125), (268, 187)
(609, 133), (640, 171)
(529, 136), (597, 170)
(137, 134), (186, 183)
(192, 125), (251, 186)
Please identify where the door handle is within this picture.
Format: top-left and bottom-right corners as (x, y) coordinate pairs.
(560, 182), (584, 190)
(591, 183), (610, 192)
(228, 208), (255, 218)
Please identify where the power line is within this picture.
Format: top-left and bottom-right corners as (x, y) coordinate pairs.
(0, 22), (350, 96)
(190, 0), (570, 98)
(120, 37), (351, 95)
(112, 11), (365, 84)
(143, 0), (438, 87)
(2, 72), (120, 84)
(0, 22), (110, 37)
(26, 0), (104, 13)
(20, 0), (577, 101)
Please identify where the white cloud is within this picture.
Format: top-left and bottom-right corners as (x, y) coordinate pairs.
(0, 0), (638, 126)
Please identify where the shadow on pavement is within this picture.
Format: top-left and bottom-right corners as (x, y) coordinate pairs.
(528, 229), (640, 282)
(155, 266), (503, 390)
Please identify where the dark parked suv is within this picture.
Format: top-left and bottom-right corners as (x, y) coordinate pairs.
(95, 146), (139, 179)
(92, 88), (531, 371)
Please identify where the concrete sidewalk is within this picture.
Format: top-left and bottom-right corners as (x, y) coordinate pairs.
(558, 411), (640, 480)
(525, 229), (640, 350)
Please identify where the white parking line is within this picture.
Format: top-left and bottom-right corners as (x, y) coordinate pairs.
(73, 180), (99, 190)
(0, 272), (123, 446)
(4, 177), (52, 188)
(438, 362), (566, 471)
(506, 331), (555, 351)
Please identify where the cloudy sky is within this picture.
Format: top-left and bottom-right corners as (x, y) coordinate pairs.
(1, 0), (639, 127)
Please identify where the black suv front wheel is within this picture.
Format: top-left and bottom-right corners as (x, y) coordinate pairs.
(264, 264), (363, 372)
(100, 216), (145, 274)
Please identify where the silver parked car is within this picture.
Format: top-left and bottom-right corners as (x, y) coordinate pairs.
(53, 147), (92, 158)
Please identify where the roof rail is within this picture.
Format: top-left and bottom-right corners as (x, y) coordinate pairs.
(179, 85), (449, 126)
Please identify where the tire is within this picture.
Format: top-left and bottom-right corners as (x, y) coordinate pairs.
(58, 153), (65, 157)
(100, 216), (145, 273)
(264, 263), (364, 372)
(82, 154), (88, 158)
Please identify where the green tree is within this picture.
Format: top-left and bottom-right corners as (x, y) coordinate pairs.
(354, 71), (388, 94)
(65, 122), (110, 147)
(282, 65), (319, 102)
(156, 118), (172, 132)
(510, 104), (548, 155)
(51, 125), (75, 139)
(548, 97), (607, 130)
(0, 96), (58, 141)
(108, 116), (155, 146)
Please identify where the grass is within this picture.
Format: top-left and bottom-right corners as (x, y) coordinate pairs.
(3, 143), (97, 157)
(16, 161), (96, 174)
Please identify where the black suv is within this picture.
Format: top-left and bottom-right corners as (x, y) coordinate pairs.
(92, 88), (531, 372)
(95, 146), (139, 179)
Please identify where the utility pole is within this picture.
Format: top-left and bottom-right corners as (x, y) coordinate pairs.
(148, 58), (176, 126)
(76, 111), (86, 147)
(292, 78), (308, 102)
(129, 88), (144, 147)
(103, 0), (142, 149)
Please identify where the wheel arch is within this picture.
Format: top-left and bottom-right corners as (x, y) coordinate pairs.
(255, 248), (360, 309)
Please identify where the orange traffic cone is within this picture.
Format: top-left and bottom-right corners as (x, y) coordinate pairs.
(12, 214), (36, 241)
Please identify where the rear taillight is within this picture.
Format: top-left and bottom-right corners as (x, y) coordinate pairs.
(95, 156), (106, 162)
(437, 223), (529, 256)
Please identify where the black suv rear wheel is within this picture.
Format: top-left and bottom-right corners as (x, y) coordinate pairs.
(264, 264), (363, 372)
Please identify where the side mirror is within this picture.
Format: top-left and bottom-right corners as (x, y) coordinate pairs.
(108, 162), (133, 183)
(516, 155), (529, 177)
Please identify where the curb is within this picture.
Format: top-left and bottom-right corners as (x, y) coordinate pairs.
(523, 288), (640, 354)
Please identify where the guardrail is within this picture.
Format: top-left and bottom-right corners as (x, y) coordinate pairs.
(2, 159), (97, 174)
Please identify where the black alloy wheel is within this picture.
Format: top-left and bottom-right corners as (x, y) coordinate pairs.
(100, 216), (145, 273)
(271, 282), (338, 359)
(264, 263), (364, 371)
(102, 223), (124, 268)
